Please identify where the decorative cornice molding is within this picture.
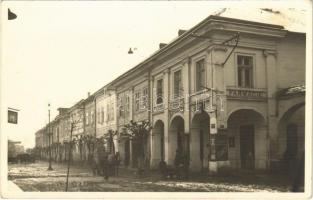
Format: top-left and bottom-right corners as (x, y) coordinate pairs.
(181, 57), (190, 65)
(263, 49), (277, 57)
(163, 69), (170, 75)
(213, 45), (228, 52)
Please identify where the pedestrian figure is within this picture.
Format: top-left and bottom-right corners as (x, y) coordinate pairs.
(108, 153), (115, 176)
(102, 153), (110, 181)
(88, 154), (97, 176)
(114, 152), (121, 176)
(158, 159), (167, 178)
(182, 154), (189, 180)
(174, 149), (183, 180)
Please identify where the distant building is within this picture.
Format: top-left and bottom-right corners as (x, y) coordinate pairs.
(8, 140), (24, 158)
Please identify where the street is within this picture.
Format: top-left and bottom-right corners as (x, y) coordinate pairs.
(8, 161), (293, 192)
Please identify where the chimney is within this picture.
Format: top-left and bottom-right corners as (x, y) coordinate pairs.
(178, 29), (187, 36)
(87, 92), (90, 97)
(159, 43), (167, 49)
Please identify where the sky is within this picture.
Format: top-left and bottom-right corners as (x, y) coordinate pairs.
(1, 1), (310, 149)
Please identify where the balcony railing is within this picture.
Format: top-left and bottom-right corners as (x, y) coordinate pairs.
(226, 87), (267, 100)
(169, 96), (184, 112)
(153, 103), (164, 113)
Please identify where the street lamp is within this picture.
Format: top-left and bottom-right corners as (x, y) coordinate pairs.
(48, 103), (53, 170)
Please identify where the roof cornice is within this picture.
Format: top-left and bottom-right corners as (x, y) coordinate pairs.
(109, 15), (288, 88)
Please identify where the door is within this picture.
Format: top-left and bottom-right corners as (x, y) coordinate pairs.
(199, 130), (204, 170)
(160, 131), (165, 161)
(240, 125), (255, 169)
(124, 140), (130, 167)
(286, 124), (298, 175)
(286, 124), (298, 159)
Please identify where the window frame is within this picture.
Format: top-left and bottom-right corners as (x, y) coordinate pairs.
(236, 54), (255, 88)
(141, 87), (149, 110)
(85, 112), (89, 125)
(195, 58), (206, 92)
(156, 78), (164, 104)
(134, 91), (140, 112)
(173, 69), (182, 98)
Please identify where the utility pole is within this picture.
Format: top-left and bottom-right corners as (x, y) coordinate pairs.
(48, 103), (53, 170)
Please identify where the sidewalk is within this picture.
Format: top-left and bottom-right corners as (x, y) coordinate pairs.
(8, 161), (294, 192)
(8, 180), (23, 192)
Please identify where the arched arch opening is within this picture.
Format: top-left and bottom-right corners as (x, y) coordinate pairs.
(169, 116), (185, 165)
(152, 120), (165, 165)
(190, 111), (210, 172)
(227, 109), (267, 170)
(277, 103), (305, 175)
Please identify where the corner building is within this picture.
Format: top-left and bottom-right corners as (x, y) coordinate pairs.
(109, 15), (305, 174)
(34, 13), (305, 175)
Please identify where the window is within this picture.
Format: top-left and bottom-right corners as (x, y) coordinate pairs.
(196, 59), (205, 91)
(125, 95), (130, 117)
(142, 88), (148, 109)
(85, 112), (89, 125)
(110, 101), (115, 120)
(106, 103), (110, 121)
(174, 70), (182, 98)
(135, 91), (140, 111)
(97, 109), (101, 124)
(156, 79), (163, 104)
(90, 111), (94, 124)
(237, 55), (253, 88)
(118, 96), (123, 117)
(101, 107), (104, 124)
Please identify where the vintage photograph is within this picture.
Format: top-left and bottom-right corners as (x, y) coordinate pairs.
(1, 0), (311, 199)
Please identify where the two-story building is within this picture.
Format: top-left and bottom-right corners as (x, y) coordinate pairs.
(68, 99), (85, 161)
(35, 11), (305, 175)
(110, 66), (151, 167)
(107, 14), (305, 174)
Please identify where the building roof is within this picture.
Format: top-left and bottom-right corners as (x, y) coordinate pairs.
(109, 13), (293, 87)
(215, 8), (306, 33)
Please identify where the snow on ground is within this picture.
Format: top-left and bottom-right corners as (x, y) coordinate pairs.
(8, 161), (292, 192)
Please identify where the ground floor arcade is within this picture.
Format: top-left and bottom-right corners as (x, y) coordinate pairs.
(144, 95), (305, 174)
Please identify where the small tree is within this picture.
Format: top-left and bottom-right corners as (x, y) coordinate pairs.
(65, 108), (84, 192)
(124, 120), (152, 171)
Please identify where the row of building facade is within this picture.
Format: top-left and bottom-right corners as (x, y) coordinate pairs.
(35, 14), (305, 174)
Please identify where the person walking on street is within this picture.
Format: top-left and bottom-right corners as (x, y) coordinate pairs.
(102, 153), (110, 181)
(174, 149), (183, 180)
(114, 152), (121, 176)
(183, 154), (189, 180)
(159, 159), (167, 178)
(108, 153), (115, 176)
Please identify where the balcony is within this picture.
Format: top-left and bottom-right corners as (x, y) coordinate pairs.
(169, 97), (184, 112)
(153, 103), (164, 113)
(226, 87), (267, 101)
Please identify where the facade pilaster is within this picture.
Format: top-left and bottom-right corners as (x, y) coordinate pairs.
(163, 69), (170, 164)
(263, 50), (278, 167)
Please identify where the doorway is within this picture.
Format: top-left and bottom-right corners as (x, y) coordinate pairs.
(240, 125), (255, 169)
(286, 123), (298, 158)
